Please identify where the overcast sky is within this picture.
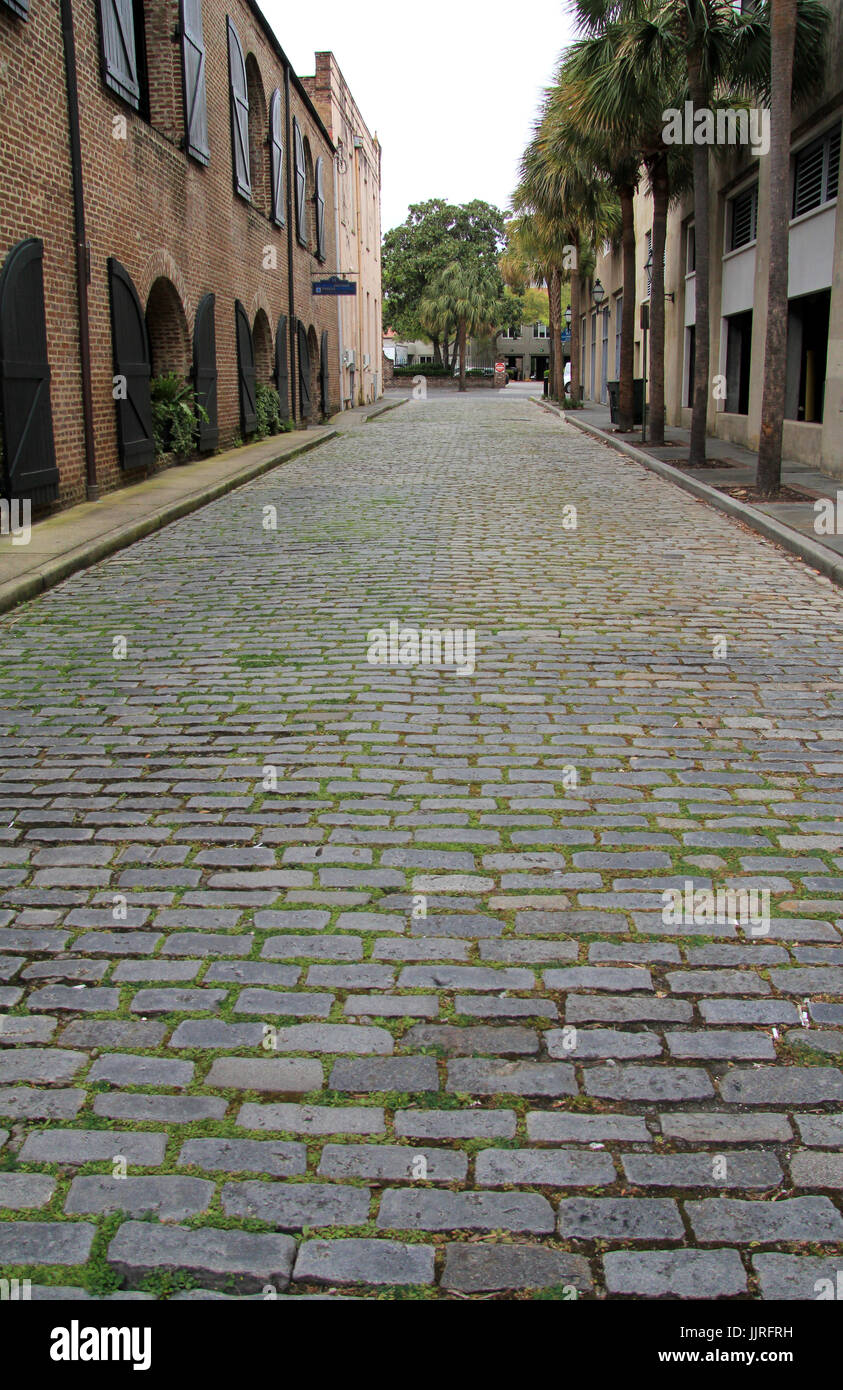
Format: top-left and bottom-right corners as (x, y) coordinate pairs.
(261, 0), (577, 233)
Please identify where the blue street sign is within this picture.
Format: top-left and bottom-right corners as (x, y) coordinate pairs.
(560, 328), (571, 343)
(313, 276), (357, 296)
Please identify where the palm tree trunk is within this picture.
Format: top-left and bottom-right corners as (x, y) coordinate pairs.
(570, 269), (581, 402)
(443, 333), (450, 372)
(688, 56), (710, 466)
(432, 336), (442, 367)
(649, 156), (669, 447)
(549, 266), (563, 400)
(458, 317), (467, 391)
(757, 0), (797, 496)
(618, 183), (636, 430)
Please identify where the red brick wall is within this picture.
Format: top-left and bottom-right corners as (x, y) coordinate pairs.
(0, 0), (339, 510)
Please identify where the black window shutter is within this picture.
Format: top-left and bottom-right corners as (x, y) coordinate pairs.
(108, 257), (154, 471)
(319, 329), (329, 415)
(269, 89), (285, 227)
(1, 0), (30, 19)
(0, 238), (59, 506)
(180, 0), (209, 165)
(274, 313), (290, 419)
(293, 118), (307, 246)
(98, 0), (141, 109)
(227, 18), (250, 199)
(297, 321), (311, 418)
(315, 156), (327, 262)
(235, 299), (257, 435)
(192, 293), (218, 449)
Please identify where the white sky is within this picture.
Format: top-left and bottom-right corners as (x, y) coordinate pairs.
(260, 0), (577, 233)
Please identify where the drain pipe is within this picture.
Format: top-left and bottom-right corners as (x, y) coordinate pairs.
(283, 65), (297, 423)
(60, 0), (98, 500)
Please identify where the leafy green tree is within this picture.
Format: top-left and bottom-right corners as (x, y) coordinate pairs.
(383, 199), (508, 368)
(420, 260), (506, 390)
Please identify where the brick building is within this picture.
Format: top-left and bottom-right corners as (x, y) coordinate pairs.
(0, 0), (349, 513)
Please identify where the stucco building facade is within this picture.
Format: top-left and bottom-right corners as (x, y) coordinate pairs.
(302, 51), (382, 408)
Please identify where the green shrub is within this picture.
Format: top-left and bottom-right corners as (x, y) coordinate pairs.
(393, 364), (447, 377)
(255, 382), (291, 438)
(150, 373), (207, 460)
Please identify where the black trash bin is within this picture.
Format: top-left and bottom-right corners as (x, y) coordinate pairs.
(606, 380), (644, 426)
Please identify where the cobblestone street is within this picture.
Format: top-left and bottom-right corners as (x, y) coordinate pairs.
(1, 391), (843, 1300)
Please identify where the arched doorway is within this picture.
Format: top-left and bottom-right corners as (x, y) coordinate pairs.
(245, 54), (269, 215)
(253, 308), (272, 383)
(145, 276), (190, 378)
(145, 277), (192, 459)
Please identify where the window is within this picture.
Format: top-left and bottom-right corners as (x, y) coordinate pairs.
(785, 289), (830, 423)
(227, 18), (250, 199)
(685, 223), (696, 275)
(614, 294), (622, 379)
(180, 0), (209, 165)
(534, 322), (548, 338)
(729, 184), (758, 250)
(724, 310), (753, 414)
(268, 89), (285, 226)
(685, 325), (696, 407)
(315, 156), (327, 261)
(1, 0), (29, 18)
(793, 124), (841, 219)
(98, 0), (148, 115)
(293, 118), (307, 246)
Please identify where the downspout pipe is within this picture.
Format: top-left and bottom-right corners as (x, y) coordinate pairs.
(283, 64), (297, 424)
(60, 0), (98, 500)
(334, 145), (344, 408)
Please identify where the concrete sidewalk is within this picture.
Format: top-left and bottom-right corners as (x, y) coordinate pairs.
(0, 427), (337, 616)
(554, 400), (843, 587)
(572, 403), (842, 552)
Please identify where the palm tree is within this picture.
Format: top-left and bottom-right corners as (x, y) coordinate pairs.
(756, 0), (829, 494)
(518, 99), (619, 407)
(502, 212), (573, 399)
(543, 69), (639, 428)
(561, 17), (692, 443)
(571, 0), (773, 461)
(420, 261), (502, 390)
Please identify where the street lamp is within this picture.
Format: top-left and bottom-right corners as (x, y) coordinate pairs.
(564, 305), (572, 327)
(592, 279), (605, 307)
(644, 246), (674, 303)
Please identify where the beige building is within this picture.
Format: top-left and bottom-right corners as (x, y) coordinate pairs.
(302, 53), (383, 408)
(580, 6), (842, 476)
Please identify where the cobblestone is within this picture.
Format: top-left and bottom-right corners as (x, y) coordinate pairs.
(2, 393), (843, 1299)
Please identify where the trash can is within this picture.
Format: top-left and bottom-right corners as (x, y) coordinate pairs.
(606, 380), (644, 425)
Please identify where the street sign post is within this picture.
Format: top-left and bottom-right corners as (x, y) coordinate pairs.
(312, 276), (357, 296)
